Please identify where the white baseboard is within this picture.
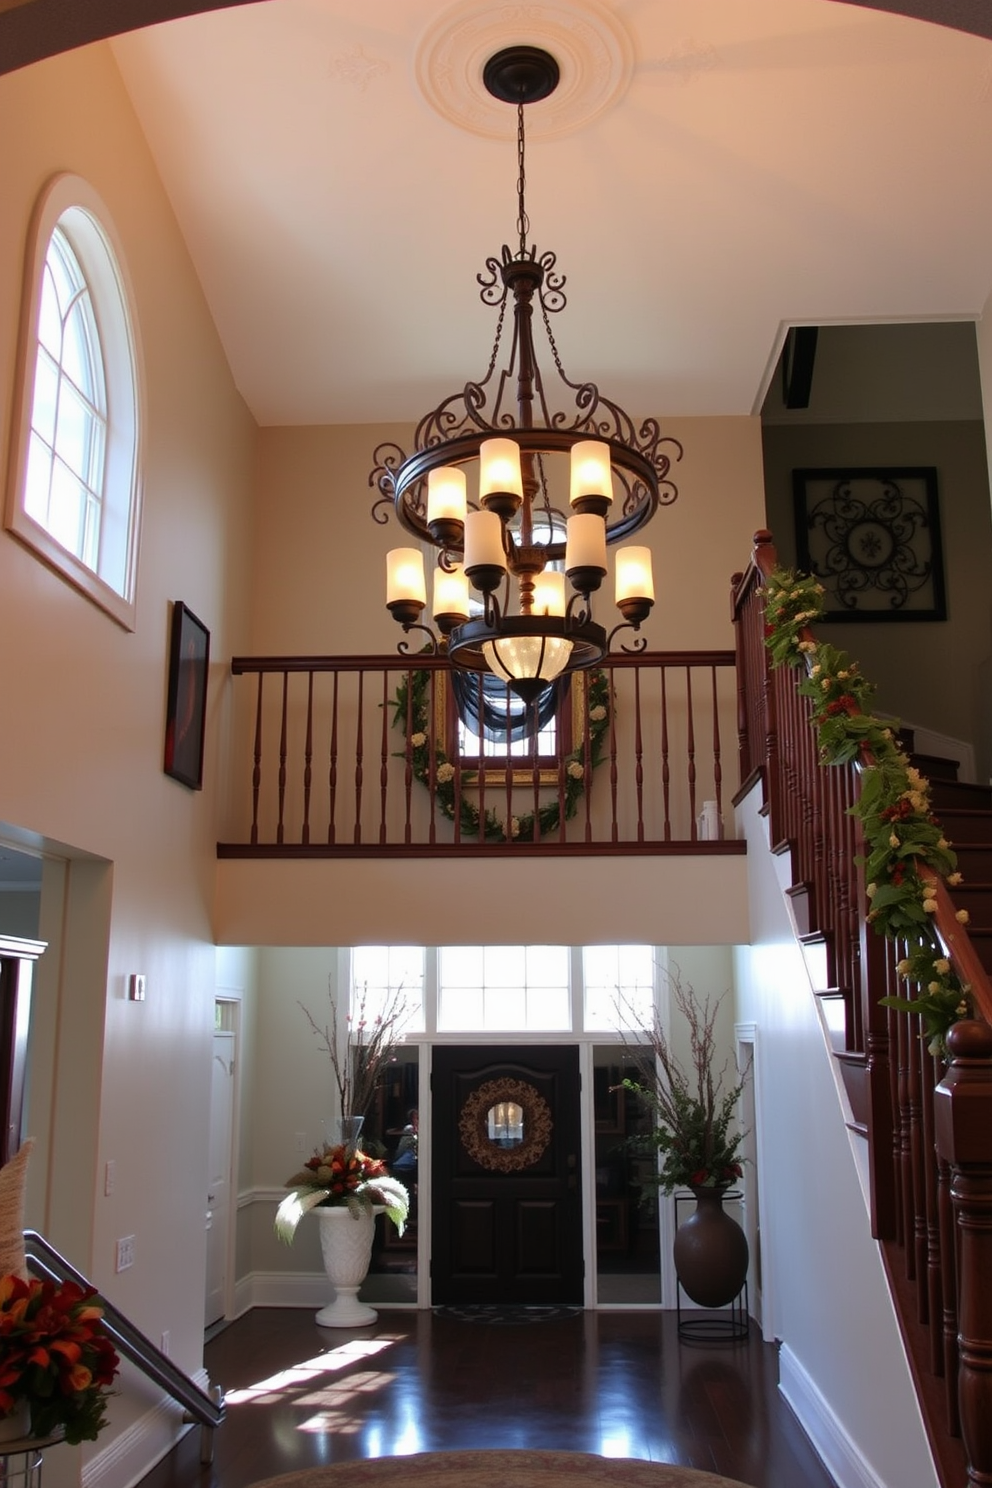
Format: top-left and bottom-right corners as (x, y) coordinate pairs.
(247, 1269), (332, 1309)
(778, 1344), (888, 1488)
(84, 1367), (210, 1488)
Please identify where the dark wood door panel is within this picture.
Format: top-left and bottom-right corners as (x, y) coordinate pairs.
(432, 1044), (582, 1304)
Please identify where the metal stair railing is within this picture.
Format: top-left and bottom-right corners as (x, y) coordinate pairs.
(23, 1229), (224, 1464)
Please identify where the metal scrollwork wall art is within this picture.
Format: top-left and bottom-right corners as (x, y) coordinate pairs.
(459, 1078), (553, 1172)
(793, 467), (946, 621)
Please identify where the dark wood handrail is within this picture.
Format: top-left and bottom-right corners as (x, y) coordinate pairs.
(230, 650), (736, 674)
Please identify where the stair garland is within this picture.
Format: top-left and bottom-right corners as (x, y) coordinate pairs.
(390, 667), (611, 842)
(763, 568), (970, 1050)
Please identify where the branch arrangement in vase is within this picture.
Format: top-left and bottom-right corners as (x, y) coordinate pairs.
(299, 976), (414, 1122)
(616, 969), (749, 1194)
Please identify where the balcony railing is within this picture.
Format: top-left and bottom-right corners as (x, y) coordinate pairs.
(217, 650), (743, 856)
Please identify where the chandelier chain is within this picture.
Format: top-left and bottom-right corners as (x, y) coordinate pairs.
(516, 99), (530, 256)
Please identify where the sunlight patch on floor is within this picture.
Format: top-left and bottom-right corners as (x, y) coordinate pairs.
(224, 1335), (402, 1405)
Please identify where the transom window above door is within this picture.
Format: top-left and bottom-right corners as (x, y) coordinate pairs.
(349, 944), (656, 1036)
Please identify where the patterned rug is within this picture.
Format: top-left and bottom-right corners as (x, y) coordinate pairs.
(249, 1449), (751, 1488)
(432, 1304), (583, 1325)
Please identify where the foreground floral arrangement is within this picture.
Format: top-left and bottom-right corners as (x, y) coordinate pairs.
(619, 972), (748, 1193)
(275, 1143), (409, 1245)
(763, 568), (970, 1050)
(391, 667), (611, 841)
(0, 1274), (120, 1443)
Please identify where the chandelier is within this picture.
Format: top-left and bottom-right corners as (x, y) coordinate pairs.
(371, 46), (680, 703)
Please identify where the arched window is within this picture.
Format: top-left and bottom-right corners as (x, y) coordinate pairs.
(6, 176), (142, 628)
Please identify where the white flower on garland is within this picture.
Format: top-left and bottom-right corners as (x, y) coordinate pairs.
(589, 705), (607, 722)
(410, 732), (426, 748)
(436, 763), (455, 784)
(567, 761), (584, 779)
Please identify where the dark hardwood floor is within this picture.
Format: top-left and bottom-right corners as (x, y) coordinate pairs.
(137, 1308), (836, 1488)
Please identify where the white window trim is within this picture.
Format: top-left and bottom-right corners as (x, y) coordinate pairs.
(5, 174), (144, 630)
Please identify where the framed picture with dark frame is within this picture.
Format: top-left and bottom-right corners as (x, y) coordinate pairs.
(792, 466), (946, 622)
(164, 601), (210, 789)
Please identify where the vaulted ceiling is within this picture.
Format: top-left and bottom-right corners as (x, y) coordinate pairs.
(6, 0), (992, 426)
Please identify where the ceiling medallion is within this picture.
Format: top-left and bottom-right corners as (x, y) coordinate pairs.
(372, 43), (680, 703)
(414, 0), (633, 140)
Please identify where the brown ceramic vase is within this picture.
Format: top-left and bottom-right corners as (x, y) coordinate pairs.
(673, 1185), (749, 1308)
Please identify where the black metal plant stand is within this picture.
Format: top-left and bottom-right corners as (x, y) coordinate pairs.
(673, 1189), (750, 1342)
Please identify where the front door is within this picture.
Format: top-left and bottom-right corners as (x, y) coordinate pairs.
(431, 1044), (583, 1304)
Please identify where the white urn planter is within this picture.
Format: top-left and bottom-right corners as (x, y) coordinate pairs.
(313, 1206), (378, 1328)
(0, 1400), (31, 1443)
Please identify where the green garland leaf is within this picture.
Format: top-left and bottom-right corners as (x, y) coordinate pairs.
(391, 667), (611, 841)
(762, 567), (970, 1053)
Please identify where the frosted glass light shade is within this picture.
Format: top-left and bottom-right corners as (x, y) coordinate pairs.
(386, 547), (426, 606)
(427, 466), (466, 526)
(479, 438), (522, 502)
(569, 440), (613, 508)
(433, 565), (469, 621)
(483, 633), (574, 684)
(463, 509), (506, 575)
(531, 569), (566, 616)
(615, 546), (654, 603)
(565, 514), (607, 576)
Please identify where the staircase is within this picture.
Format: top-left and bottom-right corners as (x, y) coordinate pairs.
(732, 531), (992, 1488)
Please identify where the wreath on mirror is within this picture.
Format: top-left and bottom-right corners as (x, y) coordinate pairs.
(390, 666), (610, 841)
(459, 1079), (554, 1173)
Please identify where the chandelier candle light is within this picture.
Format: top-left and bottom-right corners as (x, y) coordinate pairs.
(372, 46), (679, 704)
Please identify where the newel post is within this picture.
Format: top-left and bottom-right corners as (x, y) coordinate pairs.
(934, 1019), (992, 1484)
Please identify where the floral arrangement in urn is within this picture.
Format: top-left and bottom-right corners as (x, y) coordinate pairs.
(0, 1274), (120, 1443)
(275, 1142), (409, 1244)
(618, 971), (749, 1194)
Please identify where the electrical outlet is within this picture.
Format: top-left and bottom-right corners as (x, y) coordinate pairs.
(115, 1235), (135, 1272)
(295, 1131), (307, 1154)
(104, 1160), (115, 1196)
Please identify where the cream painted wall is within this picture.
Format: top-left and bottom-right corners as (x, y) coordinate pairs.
(249, 415), (765, 658)
(734, 786), (937, 1488)
(0, 42), (256, 1488)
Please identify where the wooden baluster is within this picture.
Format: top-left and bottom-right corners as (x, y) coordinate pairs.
(685, 666), (697, 839)
(301, 671), (314, 846)
(583, 677), (593, 844)
(327, 671), (339, 845)
(531, 695), (541, 842)
(379, 669), (390, 846)
(660, 665), (671, 841)
(504, 681), (514, 844)
(475, 673), (485, 845)
(452, 673), (462, 847)
(898, 1007), (917, 1280)
(923, 1042), (942, 1352)
(934, 1020), (992, 1484)
(710, 665), (723, 823)
(608, 663), (619, 843)
(937, 1154), (961, 1434)
(908, 1011), (927, 1309)
(633, 664), (645, 843)
(403, 669), (414, 846)
(353, 670), (364, 845)
(428, 669), (437, 847)
(277, 671), (288, 845)
(250, 672), (263, 846)
(556, 681), (567, 844)
(862, 921), (897, 1240)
